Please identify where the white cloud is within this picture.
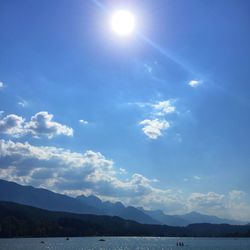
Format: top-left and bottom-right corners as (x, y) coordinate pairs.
(189, 192), (224, 205)
(133, 100), (176, 116)
(188, 80), (202, 88)
(0, 111), (73, 138)
(188, 192), (225, 214)
(187, 191), (250, 221)
(139, 119), (170, 139)
(0, 139), (250, 220)
(0, 139), (184, 213)
(226, 190), (250, 221)
(0, 114), (25, 137)
(26, 112), (73, 138)
(136, 99), (176, 140)
(0, 81), (4, 88)
(79, 119), (88, 125)
(152, 100), (176, 116)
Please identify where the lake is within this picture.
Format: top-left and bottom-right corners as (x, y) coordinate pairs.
(0, 237), (250, 250)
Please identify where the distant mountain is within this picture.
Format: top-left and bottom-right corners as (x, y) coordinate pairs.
(0, 179), (157, 224)
(139, 208), (188, 226)
(0, 179), (244, 226)
(76, 195), (159, 224)
(141, 209), (243, 226)
(1, 201), (250, 238)
(76, 196), (243, 226)
(178, 211), (243, 225)
(0, 179), (100, 215)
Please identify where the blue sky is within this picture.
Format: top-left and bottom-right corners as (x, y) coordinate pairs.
(0, 0), (250, 221)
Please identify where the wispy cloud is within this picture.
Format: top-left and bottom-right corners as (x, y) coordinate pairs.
(175, 133), (183, 143)
(184, 175), (202, 182)
(193, 175), (202, 180)
(143, 63), (153, 74)
(18, 99), (29, 108)
(0, 111), (73, 138)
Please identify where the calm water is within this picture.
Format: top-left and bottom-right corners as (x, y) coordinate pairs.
(0, 237), (250, 250)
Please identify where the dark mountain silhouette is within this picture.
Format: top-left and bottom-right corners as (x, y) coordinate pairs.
(0, 179), (100, 215)
(76, 195), (159, 224)
(0, 179), (157, 224)
(0, 201), (250, 238)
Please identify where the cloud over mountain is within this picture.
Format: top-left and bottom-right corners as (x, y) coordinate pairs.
(0, 139), (249, 220)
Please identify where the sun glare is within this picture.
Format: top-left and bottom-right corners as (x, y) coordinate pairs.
(111, 10), (136, 36)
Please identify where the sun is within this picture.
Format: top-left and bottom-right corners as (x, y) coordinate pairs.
(111, 10), (136, 36)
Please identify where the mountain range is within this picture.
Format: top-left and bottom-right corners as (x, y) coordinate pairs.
(1, 201), (250, 238)
(0, 179), (245, 226)
(139, 208), (242, 226)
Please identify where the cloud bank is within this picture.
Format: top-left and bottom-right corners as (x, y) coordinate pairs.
(0, 139), (249, 221)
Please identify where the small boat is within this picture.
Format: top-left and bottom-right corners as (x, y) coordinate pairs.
(66, 237), (69, 240)
(40, 241), (45, 244)
(99, 239), (106, 242)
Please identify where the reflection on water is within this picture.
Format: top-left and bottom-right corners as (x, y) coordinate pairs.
(0, 237), (250, 250)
